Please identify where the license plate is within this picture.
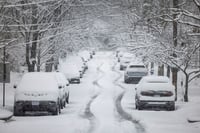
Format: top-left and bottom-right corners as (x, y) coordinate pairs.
(32, 101), (39, 106)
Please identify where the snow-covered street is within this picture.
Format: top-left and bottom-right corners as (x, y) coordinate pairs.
(0, 51), (200, 133)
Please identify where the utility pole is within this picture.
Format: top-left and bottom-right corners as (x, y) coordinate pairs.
(3, 45), (6, 107)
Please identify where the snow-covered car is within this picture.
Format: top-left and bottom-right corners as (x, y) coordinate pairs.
(59, 61), (81, 84)
(66, 55), (85, 78)
(124, 62), (148, 84)
(13, 72), (62, 116)
(135, 76), (176, 111)
(117, 51), (124, 62)
(119, 53), (135, 70)
(54, 72), (70, 108)
(115, 47), (127, 61)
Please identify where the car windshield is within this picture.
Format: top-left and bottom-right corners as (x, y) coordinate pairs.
(128, 72), (147, 76)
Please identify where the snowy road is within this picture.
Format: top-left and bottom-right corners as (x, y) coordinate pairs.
(0, 51), (200, 133)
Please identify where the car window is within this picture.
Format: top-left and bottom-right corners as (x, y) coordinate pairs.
(146, 81), (169, 83)
(129, 65), (145, 68)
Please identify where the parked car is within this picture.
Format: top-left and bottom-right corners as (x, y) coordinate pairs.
(120, 53), (135, 70)
(65, 55), (85, 78)
(13, 72), (62, 116)
(59, 61), (81, 84)
(135, 76), (176, 111)
(124, 62), (148, 84)
(115, 47), (127, 61)
(117, 51), (124, 62)
(54, 72), (70, 108)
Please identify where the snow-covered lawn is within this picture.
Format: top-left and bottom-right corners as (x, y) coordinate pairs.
(0, 51), (200, 133)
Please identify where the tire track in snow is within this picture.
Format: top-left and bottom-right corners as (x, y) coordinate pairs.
(112, 61), (146, 133)
(80, 63), (105, 133)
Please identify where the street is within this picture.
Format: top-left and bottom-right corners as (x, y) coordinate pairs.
(0, 51), (199, 133)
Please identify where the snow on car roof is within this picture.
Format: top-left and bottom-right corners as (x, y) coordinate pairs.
(18, 72), (58, 92)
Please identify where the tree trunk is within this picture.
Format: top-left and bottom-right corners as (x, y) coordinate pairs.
(172, 0), (179, 100)
(37, 43), (41, 72)
(158, 64), (164, 76)
(184, 74), (189, 102)
(25, 32), (31, 72)
(28, 4), (38, 72)
(45, 57), (54, 72)
(167, 65), (170, 77)
(172, 67), (178, 100)
(150, 62), (154, 75)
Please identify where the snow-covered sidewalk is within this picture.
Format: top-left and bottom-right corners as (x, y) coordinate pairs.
(0, 108), (13, 121)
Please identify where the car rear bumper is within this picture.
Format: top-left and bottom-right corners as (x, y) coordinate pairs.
(14, 100), (57, 112)
(125, 76), (142, 84)
(139, 100), (175, 108)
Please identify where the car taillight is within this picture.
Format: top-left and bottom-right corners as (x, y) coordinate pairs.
(160, 91), (173, 96)
(141, 91), (154, 96)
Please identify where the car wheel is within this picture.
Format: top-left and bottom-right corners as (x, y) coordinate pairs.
(138, 105), (143, 110)
(63, 101), (66, 108)
(60, 100), (64, 109)
(59, 102), (61, 113)
(168, 104), (175, 111)
(135, 103), (138, 109)
(14, 106), (24, 116)
(52, 105), (59, 115)
(66, 94), (69, 104)
(124, 78), (129, 83)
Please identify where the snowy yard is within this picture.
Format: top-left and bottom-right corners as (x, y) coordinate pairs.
(0, 51), (200, 133)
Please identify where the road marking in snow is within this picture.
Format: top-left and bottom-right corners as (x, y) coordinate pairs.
(80, 61), (105, 133)
(112, 58), (146, 133)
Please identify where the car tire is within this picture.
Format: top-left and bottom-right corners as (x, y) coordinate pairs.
(63, 101), (66, 108)
(52, 105), (59, 115)
(168, 104), (175, 111)
(66, 94), (69, 104)
(14, 106), (24, 116)
(60, 100), (64, 109)
(135, 103), (138, 109)
(138, 105), (143, 110)
(124, 78), (129, 83)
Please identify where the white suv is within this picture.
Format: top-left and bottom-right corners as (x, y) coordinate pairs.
(119, 53), (134, 70)
(14, 72), (62, 116)
(135, 76), (175, 110)
(124, 62), (148, 84)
